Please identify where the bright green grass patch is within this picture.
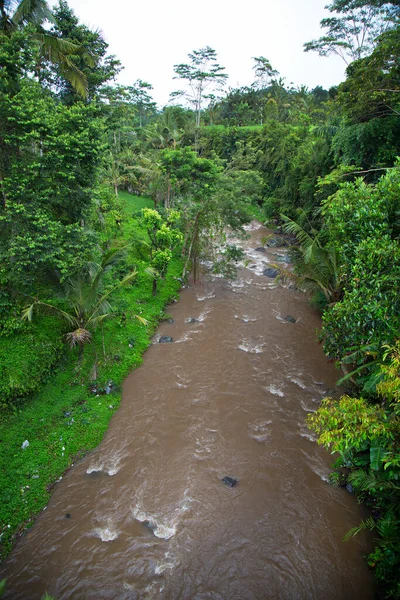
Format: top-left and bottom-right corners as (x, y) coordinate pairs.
(118, 190), (153, 214)
(0, 192), (183, 561)
(201, 124), (264, 133)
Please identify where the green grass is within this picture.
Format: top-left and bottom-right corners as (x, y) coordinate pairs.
(201, 124), (264, 132)
(0, 193), (183, 561)
(118, 190), (153, 213)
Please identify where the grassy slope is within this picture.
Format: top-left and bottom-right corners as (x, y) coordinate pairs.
(0, 192), (182, 560)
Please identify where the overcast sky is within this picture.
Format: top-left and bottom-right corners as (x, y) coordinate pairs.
(64, 0), (347, 106)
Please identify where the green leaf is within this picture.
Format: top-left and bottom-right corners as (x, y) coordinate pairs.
(370, 446), (385, 471)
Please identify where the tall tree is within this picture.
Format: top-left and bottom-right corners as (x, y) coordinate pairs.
(304, 0), (399, 64)
(171, 46), (228, 128)
(128, 79), (156, 127)
(252, 56), (279, 89)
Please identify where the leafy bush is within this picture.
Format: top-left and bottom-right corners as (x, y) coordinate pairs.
(0, 316), (63, 408)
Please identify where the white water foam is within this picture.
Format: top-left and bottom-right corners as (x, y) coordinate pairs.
(133, 508), (177, 540)
(264, 384), (285, 397)
(300, 399), (317, 413)
(229, 279), (245, 289)
(185, 307), (211, 324)
(196, 292), (216, 302)
(235, 314), (257, 323)
(299, 431), (317, 443)
(249, 420), (272, 443)
(86, 452), (122, 476)
(287, 375), (308, 390)
(93, 525), (119, 542)
(175, 330), (201, 344)
(132, 488), (194, 542)
(238, 341), (264, 354)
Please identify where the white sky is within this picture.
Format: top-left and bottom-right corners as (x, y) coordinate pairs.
(64, 0), (347, 107)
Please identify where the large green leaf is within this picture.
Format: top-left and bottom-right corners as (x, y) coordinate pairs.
(370, 446), (385, 471)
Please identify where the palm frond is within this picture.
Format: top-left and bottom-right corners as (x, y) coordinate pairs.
(281, 214), (321, 254)
(343, 517), (376, 542)
(12, 0), (55, 26)
(34, 33), (88, 98)
(22, 300), (77, 327)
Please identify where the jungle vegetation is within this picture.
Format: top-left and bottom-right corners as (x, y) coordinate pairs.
(0, 0), (399, 596)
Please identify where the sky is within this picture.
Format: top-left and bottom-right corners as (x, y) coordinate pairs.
(65, 0), (347, 107)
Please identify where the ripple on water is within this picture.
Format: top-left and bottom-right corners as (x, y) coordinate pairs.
(154, 551), (176, 575)
(264, 384), (285, 397)
(286, 374), (308, 390)
(86, 453), (122, 476)
(238, 339), (264, 354)
(248, 420), (272, 444)
(196, 292), (216, 302)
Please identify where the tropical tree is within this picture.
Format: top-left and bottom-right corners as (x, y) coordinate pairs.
(140, 208), (183, 295)
(281, 214), (343, 304)
(304, 0), (398, 65)
(22, 248), (146, 348)
(128, 79), (156, 127)
(0, 0), (92, 98)
(171, 46), (228, 128)
(252, 56), (279, 89)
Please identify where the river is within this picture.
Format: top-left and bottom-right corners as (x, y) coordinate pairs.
(2, 222), (374, 599)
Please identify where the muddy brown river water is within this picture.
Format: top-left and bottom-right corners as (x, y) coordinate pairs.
(2, 223), (375, 599)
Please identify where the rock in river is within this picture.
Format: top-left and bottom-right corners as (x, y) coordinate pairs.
(159, 336), (173, 343)
(263, 268), (279, 278)
(267, 236), (287, 248)
(255, 247), (266, 253)
(221, 476), (238, 488)
(283, 315), (296, 323)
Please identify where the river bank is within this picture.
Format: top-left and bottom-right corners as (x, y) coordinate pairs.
(0, 193), (183, 563)
(1, 221), (375, 599)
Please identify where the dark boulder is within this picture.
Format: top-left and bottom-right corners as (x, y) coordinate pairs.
(283, 315), (296, 323)
(263, 268), (279, 278)
(221, 476), (238, 488)
(255, 247), (266, 253)
(267, 236), (287, 248)
(142, 520), (156, 533)
(187, 317), (199, 323)
(159, 336), (173, 343)
(274, 254), (290, 263)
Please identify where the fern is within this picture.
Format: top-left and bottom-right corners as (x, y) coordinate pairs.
(344, 516), (376, 541)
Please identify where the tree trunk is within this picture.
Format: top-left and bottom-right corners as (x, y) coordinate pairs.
(183, 213), (200, 279)
(152, 277), (158, 296)
(165, 179), (171, 209)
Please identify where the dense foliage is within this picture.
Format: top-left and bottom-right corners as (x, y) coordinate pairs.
(0, 0), (399, 596)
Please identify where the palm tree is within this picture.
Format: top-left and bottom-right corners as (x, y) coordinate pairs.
(0, 0), (91, 98)
(22, 248), (147, 348)
(281, 212), (343, 304)
(144, 108), (183, 150)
